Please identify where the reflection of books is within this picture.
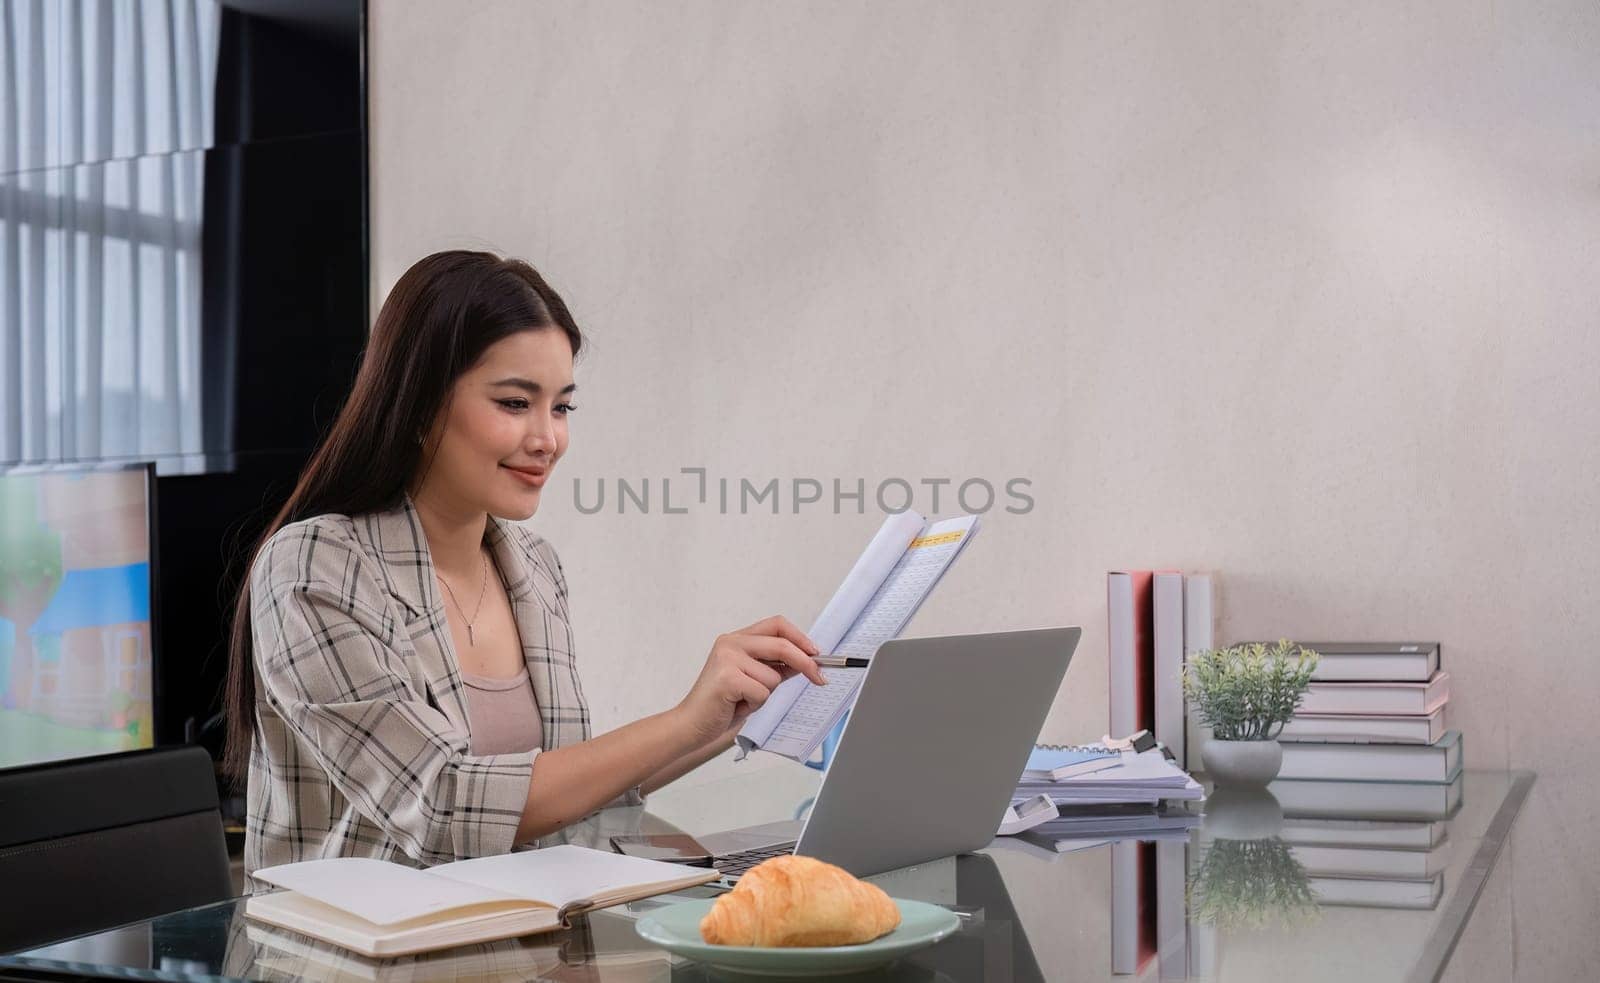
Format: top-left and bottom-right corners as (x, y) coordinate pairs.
(1268, 773), (1464, 822)
(1023, 805), (1201, 850)
(985, 833), (1077, 862)
(1024, 826), (1193, 853)
(246, 923), (564, 982)
(1279, 818), (1445, 851)
(1155, 839), (1187, 982)
(1290, 843), (1450, 880)
(547, 909), (682, 977)
(1308, 873), (1444, 910)
(737, 511), (980, 761)
(1110, 840), (1157, 976)
(244, 846), (717, 957)
(249, 922), (675, 983)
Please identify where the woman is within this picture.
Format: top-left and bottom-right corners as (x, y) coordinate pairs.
(225, 250), (826, 884)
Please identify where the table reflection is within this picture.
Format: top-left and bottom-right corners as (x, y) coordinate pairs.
(1, 768), (1531, 982)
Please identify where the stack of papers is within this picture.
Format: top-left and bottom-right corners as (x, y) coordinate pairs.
(1013, 748), (1205, 806)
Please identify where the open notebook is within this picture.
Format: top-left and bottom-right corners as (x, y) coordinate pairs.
(244, 845), (718, 958)
(735, 510), (980, 762)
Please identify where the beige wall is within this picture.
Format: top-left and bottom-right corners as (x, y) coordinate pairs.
(371, 2), (1599, 976)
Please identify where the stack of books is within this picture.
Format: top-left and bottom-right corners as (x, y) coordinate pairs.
(1269, 773), (1462, 910)
(1275, 642), (1459, 785)
(1106, 570), (1218, 770)
(1269, 641), (1461, 910)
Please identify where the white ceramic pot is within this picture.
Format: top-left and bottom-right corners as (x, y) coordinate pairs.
(1201, 738), (1283, 788)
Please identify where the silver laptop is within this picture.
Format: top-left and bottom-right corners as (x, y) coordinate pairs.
(699, 626), (1081, 880)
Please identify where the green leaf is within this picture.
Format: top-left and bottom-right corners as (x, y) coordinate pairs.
(1183, 640), (1320, 740)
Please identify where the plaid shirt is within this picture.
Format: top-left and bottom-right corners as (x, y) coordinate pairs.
(243, 496), (640, 888)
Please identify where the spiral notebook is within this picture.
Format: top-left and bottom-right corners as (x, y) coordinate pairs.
(1022, 744), (1122, 781)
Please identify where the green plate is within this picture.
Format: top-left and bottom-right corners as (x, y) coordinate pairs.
(634, 897), (961, 977)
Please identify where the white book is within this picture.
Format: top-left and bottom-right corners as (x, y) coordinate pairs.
(1278, 731), (1463, 784)
(1279, 707), (1447, 745)
(1269, 773), (1464, 821)
(1297, 671), (1450, 716)
(735, 511), (980, 762)
(1308, 873), (1444, 910)
(1152, 573), (1186, 768)
(1106, 571), (1146, 739)
(1298, 641), (1441, 681)
(1181, 573), (1215, 770)
(1290, 843), (1450, 880)
(243, 846), (718, 958)
(1279, 819), (1446, 851)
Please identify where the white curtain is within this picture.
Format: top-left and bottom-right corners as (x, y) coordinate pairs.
(0, 0), (220, 469)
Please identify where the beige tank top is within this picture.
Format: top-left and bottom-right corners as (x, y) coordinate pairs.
(459, 668), (544, 756)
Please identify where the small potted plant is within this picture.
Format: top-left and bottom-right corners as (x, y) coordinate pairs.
(1183, 640), (1319, 787)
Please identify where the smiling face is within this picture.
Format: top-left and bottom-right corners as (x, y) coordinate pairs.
(414, 327), (576, 522)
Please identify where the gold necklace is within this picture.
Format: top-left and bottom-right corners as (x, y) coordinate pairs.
(437, 549), (489, 646)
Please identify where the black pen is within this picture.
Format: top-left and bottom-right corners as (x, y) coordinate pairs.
(760, 655), (870, 671)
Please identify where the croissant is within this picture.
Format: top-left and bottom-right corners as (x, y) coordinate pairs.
(699, 855), (901, 947)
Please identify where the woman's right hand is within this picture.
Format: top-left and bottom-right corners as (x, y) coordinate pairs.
(675, 615), (828, 745)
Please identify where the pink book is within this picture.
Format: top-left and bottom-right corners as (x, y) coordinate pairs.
(1108, 571), (1156, 736)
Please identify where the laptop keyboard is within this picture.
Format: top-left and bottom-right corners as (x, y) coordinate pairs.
(712, 841), (798, 879)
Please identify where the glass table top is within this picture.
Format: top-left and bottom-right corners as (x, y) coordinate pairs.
(0, 764), (1533, 982)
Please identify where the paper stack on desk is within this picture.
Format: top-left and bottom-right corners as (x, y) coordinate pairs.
(1014, 747), (1205, 806)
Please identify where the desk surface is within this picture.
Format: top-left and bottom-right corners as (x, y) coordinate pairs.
(0, 766), (1532, 983)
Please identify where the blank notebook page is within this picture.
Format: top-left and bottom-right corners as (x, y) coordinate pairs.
(255, 858), (521, 926)
(440, 845), (698, 908)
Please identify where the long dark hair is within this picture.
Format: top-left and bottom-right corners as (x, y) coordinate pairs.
(222, 250), (584, 782)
